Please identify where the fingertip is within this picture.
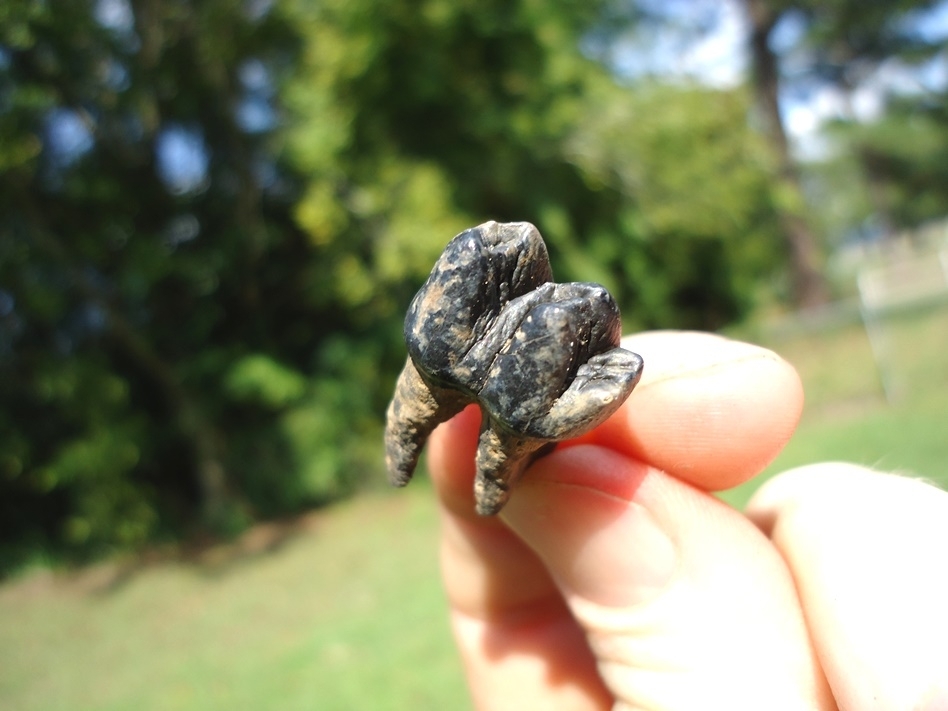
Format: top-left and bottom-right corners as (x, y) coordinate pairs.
(591, 332), (803, 491)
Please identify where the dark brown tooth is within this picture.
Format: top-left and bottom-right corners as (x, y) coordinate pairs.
(384, 221), (643, 515)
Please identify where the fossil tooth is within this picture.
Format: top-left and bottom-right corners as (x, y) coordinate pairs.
(385, 221), (643, 514)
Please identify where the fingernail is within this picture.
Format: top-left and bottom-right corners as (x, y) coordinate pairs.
(501, 447), (678, 608)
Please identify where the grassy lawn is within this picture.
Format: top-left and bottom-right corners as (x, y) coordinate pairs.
(0, 483), (470, 711)
(1, 305), (945, 710)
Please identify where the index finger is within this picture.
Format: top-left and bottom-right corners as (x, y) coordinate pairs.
(427, 331), (805, 709)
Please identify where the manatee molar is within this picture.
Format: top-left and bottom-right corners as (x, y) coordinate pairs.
(384, 221), (643, 515)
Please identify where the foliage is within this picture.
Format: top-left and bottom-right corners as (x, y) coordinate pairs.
(748, 0), (948, 242)
(776, 0), (945, 86)
(565, 79), (784, 325)
(281, 0), (785, 330)
(813, 97), (948, 240)
(0, 0), (323, 568)
(0, 0), (856, 572)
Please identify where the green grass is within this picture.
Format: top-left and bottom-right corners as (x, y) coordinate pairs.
(2, 304), (945, 710)
(0, 483), (471, 711)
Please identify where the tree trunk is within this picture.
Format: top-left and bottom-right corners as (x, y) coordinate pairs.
(744, 0), (831, 308)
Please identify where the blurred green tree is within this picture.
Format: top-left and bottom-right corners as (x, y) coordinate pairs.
(740, 0), (947, 296)
(807, 94), (948, 250)
(845, 99), (948, 231)
(282, 0), (784, 329)
(0, 0), (328, 567)
(0, 0), (790, 571)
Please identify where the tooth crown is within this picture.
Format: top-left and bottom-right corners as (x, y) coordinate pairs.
(385, 221), (643, 515)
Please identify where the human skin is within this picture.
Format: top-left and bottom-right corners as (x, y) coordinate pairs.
(426, 330), (948, 711)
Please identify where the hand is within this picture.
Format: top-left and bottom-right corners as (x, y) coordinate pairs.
(427, 331), (948, 711)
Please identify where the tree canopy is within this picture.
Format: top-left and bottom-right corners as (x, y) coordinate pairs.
(1, 0), (942, 572)
(736, 0), (948, 248)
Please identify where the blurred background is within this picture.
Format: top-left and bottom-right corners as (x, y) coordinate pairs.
(1, 0), (947, 708)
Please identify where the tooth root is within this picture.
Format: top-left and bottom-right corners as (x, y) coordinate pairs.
(474, 423), (549, 515)
(473, 474), (511, 517)
(385, 358), (467, 487)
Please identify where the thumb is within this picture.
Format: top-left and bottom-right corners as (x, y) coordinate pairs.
(500, 445), (836, 710)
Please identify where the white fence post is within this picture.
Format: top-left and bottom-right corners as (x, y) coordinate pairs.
(856, 269), (899, 404)
(856, 244), (948, 404)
